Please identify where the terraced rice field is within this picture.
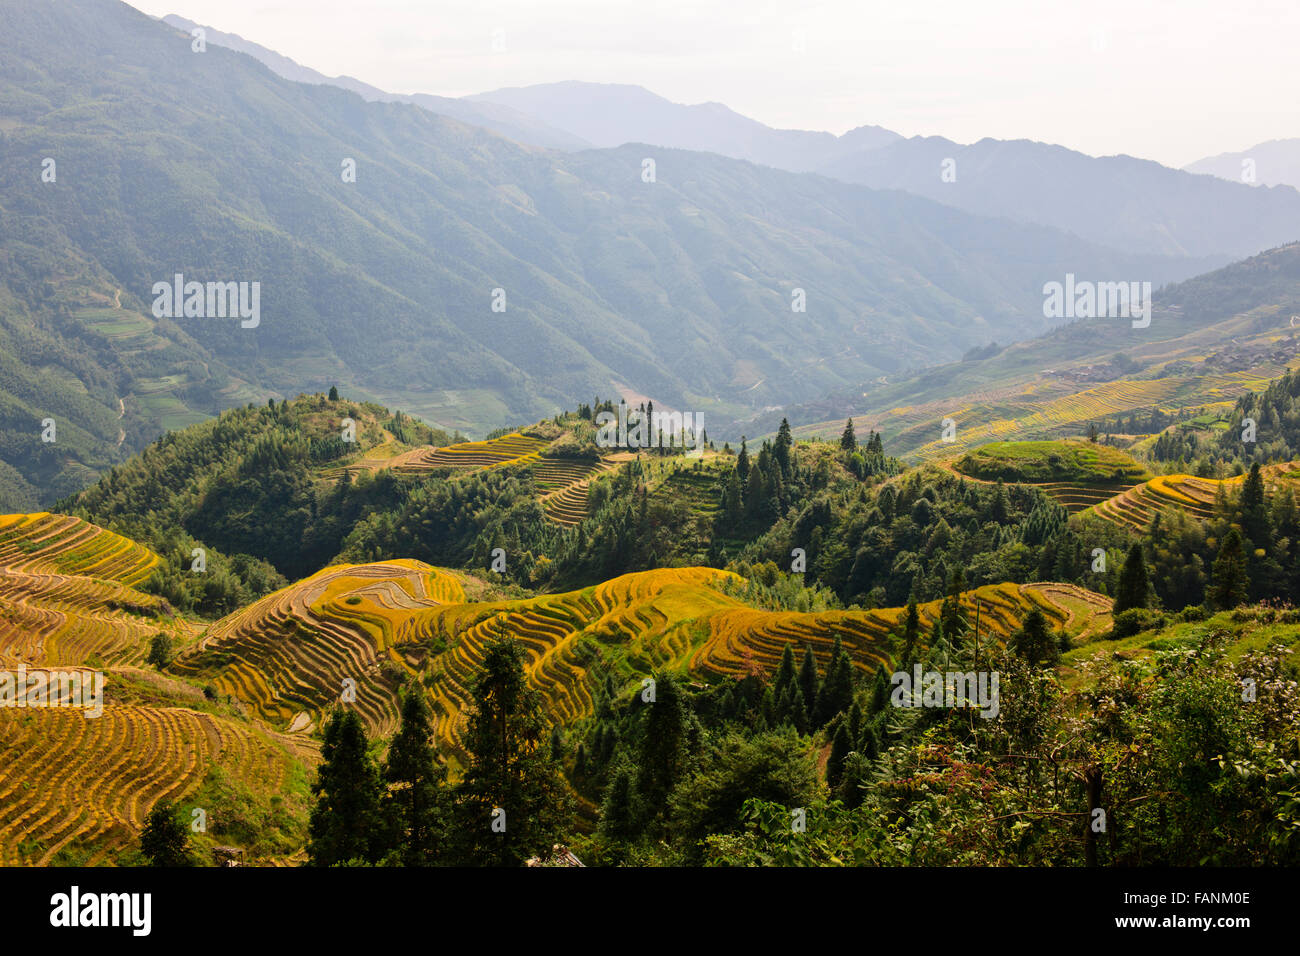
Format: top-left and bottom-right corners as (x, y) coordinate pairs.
(0, 513), (194, 667)
(804, 364), (1286, 461)
(1037, 481), (1142, 514)
(0, 702), (306, 865)
(652, 465), (723, 517)
(185, 561), (1110, 767)
(399, 567), (742, 759)
(388, 433), (550, 476)
(0, 513), (158, 586)
(173, 561), (466, 736)
(690, 582), (1100, 679)
(536, 458), (614, 526)
(1086, 463), (1300, 532)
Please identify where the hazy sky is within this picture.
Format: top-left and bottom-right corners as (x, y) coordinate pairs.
(127, 0), (1299, 168)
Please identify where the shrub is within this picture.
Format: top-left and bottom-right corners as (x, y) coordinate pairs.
(1110, 608), (1163, 639)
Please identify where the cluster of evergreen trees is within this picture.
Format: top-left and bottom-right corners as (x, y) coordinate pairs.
(1151, 368), (1300, 470)
(1111, 463), (1300, 616)
(307, 640), (572, 867)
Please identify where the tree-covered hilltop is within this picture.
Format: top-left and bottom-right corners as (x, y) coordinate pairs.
(734, 468), (1127, 607)
(61, 391), (454, 613)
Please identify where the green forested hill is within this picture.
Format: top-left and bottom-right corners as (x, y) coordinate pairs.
(0, 0), (1211, 510)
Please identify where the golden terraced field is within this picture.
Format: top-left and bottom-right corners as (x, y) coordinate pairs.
(387, 432), (550, 476)
(0, 514), (1115, 860)
(0, 702), (308, 865)
(1087, 462), (1300, 532)
(172, 560), (466, 737)
(0, 513), (197, 667)
(0, 515), (315, 865)
(171, 563), (1112, 765)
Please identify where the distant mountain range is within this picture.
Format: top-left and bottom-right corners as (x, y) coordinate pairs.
(466, 81), (902, 172)
(162, 16), (1299, 263)
(1184, 138), (1300, 190)
(160, 15), (590, 151)
(0, 0), (1210, 510)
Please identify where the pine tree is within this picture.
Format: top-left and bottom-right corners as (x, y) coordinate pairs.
(140, 801), (193, 866)
(1114, 543), (1151, 614)
(858, 723), (880, 761)
(773, 643), (797, 701)
(840, 418), (857, 452)
(455, 638), (573, 866)
(827, 723), (853, 788)
(847, 699), (864, 742)
(723, 469), (743, 523)
(598, 759), (639, 843)
(868, 666), (890, 714)
(816, 635), (854, 725)
(737, 438), (750, 483)
(1210, 528), (1250, 610)
(990, 480), (1009, 524)
(1010, 606), (1058, 666)
(382, 686), (449, 865)
(744, 464), (765, 521)
(900, 599), (920, 665)
(782, 682), (810, 734)
(328, 385), (339, 401)
(635, 671), (690, 828)
(309, 708), (383, 866)
(797, 645), (820, 723)
(775, 418), (794, 478)
(1240, 463), (1269, 546)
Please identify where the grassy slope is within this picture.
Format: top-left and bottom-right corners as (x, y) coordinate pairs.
(953, 440), (1153, 483)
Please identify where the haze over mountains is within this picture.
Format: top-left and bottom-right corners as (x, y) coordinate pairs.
(1185, 138), (1300, 190)
(164, 14), (1300, 262)
(159, 15), (592, 152)
(0, 0), (1207, 508)
(0, 0), (1295, 513)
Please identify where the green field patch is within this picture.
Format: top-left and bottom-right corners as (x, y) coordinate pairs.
(134, 374), (188, 395)
(954, 440), (1153, 484)
(73, 307), (154, 339)
(137, 392), (208, 432)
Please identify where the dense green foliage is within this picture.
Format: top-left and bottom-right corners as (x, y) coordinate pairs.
(139, 801), (195, 867)
(1152, 368), (1300, 468)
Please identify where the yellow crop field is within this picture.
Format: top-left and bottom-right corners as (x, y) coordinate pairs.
(0, 512), (158, 586)
(0, 702), (308, 865)
(0, 513), (195, 667)
(173, 561), (465, 736)
(1087, 462), (1300, 532)
(535, 458), (615, 526)
(691, 582), (1099, 679)
(388, 433), (550, 476)
(176, 561), (1109, 767)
